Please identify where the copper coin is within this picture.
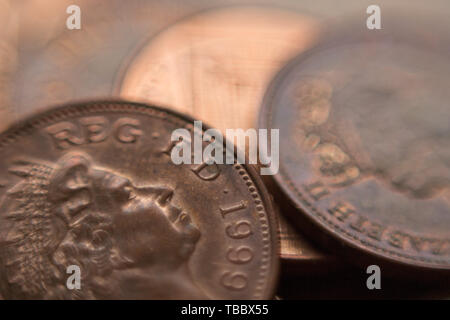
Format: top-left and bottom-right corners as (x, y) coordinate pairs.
(0, 0), (18, 130)
(118, 5), (319, 136)
(117, 5), (331, 266)
(0, 100), (278, 299)
(259, 17), (450, 270)
(10, 0), (193, 127)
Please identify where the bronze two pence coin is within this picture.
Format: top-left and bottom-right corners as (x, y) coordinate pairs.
(259, 17), (450, 271)
(0, 100), (278, 299)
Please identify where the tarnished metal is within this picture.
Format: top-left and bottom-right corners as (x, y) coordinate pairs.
(259, 16), (450, 271)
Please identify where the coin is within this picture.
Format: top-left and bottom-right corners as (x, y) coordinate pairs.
(117, 5), (331, 266)
(118, 5), (319, 135)
(0, 0), (18, 130)
(259, 16), (450, 271)
(10, 0), (196, 127)
(0, 100), (278, 299)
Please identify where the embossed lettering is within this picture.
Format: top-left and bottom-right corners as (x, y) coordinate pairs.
(226, 246), (253, 264)
(225, 220), (252, 239)
(304, 181), (330, 200)
(220, 271), (248, 291)
(114, 118), (143, 143)
(328, 202), (355, 222)
(46, 117), (143, 148)
(191, 162), (220, 181)
(79, 116), (108, 143)
(349, 215), (368, 233)
(365, 221), (386, 241)
(46, 121), (84, 149)
(220, 201), (248, 218)
(410, 237), (449, 256)
(388, 231), (408, 249)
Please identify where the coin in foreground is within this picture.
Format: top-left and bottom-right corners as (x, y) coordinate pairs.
(259, 18), (450, 270)
(0, 100), (278, 299)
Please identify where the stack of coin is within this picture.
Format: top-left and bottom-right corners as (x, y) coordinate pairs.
(0, 1), (449, 300)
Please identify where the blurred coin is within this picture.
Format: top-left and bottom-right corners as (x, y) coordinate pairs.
(13, 0), (82, 50)
(118, 5), (319, 134)
(0, 100), (278, 299)
(10, 0), (195, 127)
(259, 15), (450, 271)
(0, 0), (18, 130)
(117, 5), (332, 267)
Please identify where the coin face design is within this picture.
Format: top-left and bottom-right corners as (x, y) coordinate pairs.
(260, 21), (450, 269)
(0, 101), (278, 299)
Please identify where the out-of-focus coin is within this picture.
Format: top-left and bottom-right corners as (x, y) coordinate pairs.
(259, 16), (450, 271)
(0, 0), (18, 130)
(11, 0), (195, 126)
(118, 5), (319, 135)
(117, 5), (332, 266)
(0, 100), (278, 299)
(13, 0), (82, 50)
